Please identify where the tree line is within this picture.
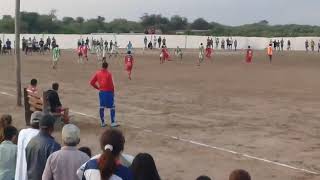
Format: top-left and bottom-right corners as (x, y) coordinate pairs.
(1, 11), (320, 37)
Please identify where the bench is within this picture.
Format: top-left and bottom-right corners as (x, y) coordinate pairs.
(23, 88), (69, 126)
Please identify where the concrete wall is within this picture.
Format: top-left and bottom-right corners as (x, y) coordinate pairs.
(1, 33), (319, 50)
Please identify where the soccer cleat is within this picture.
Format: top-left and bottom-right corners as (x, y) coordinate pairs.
(101, 122), (107, 127)
(111, 122), (120, 128)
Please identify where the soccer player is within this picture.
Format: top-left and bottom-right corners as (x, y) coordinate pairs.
(246, 46), (253, 63)
(175, 46), (183, 61)
(81, 44), (89, 61)
(127, 41), (133, 53)
(198, 43), (205, 66)
(318, 40), (320, 53)
(124, 51), (134, 80)
(160, 46), (165, 64)
(267, 44), (273, 63)
(77, 45), (83, 63)
(205, 45), (212, 58)
(90, 62), (118, 127)
(52, 45), (61, 69)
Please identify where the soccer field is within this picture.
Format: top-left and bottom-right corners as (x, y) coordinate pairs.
(0, 49), (319, 180)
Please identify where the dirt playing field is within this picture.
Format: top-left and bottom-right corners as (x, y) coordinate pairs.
(0, 49), (319, 180)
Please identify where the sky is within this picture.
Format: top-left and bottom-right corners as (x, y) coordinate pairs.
(1, 0), (320, 26)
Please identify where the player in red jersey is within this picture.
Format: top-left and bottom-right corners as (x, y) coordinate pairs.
(81, 43), (88, 61)
(90, 62), (118, 127)
(205, 45), (212, 58)
(77, 45), (83, 63)
(246, 46), (253, 63)
(160, 45), (171, 63)
(124, 51), (134, 80)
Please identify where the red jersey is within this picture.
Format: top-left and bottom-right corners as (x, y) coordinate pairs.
(81, 46), (88, 55)
(125, 55), (134, 66)
(246, 49), (253, 58)
(77, 47), (81, 53)
(90, 69), (114, 92)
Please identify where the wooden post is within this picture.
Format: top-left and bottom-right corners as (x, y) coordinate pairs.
(15, 0), (22, 106)
(23, 88), (31, 126)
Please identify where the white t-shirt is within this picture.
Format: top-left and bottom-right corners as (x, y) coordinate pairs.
(15, 128), (39, 180)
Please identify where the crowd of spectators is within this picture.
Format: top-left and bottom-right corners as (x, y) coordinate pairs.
(0, 112), (252, 180)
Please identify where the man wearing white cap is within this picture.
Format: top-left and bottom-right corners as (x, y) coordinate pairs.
(42, 124), (90, 180)
(15, 111), (43, 180)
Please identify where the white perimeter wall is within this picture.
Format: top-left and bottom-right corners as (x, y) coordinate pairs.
(1, 33), (319, 50)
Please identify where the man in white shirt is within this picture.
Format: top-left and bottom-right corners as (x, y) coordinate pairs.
(15, 111), (43, 180)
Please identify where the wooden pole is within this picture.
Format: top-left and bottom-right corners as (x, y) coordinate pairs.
(15, 0), (22, 106)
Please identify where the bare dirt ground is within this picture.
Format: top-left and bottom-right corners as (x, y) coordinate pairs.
(0, 49), (319, 180)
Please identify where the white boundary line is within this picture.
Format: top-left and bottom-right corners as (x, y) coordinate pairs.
(0, 90), (319, 175)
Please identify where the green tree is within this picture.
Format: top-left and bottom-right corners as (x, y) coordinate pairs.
(169, 15), (188, 30)
(62, 17), (75, 24)
(191, 18), (210, 30)
(0, 15), (14, 33)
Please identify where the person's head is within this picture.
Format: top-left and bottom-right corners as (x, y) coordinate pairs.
(127, 51), (131, 55)
(201, 43), (203, 46)
(269, 44), (272, 46)
(39, 114), (55, 134)
(3, 126), (18, 144)
(62, 124), (80, 146)
(229, 169), (251, 180)
(248, 46), (251, 49)
(0, 114), (12, 128)
(30, 78), (37, 87)
(98, 128), (125, 180)
(196, 175), (211, 180)
(130, 153), (161, 180)
(30, 111), (43, 129)
(102, 62), (108, 69)
(52, 82), (59, 91)
(79, 146), (92, 157)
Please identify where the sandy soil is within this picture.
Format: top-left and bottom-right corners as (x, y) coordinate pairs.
(0, 49), (319, 180)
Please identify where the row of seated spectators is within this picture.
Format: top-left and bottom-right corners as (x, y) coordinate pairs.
(0, 113), (252, 180)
